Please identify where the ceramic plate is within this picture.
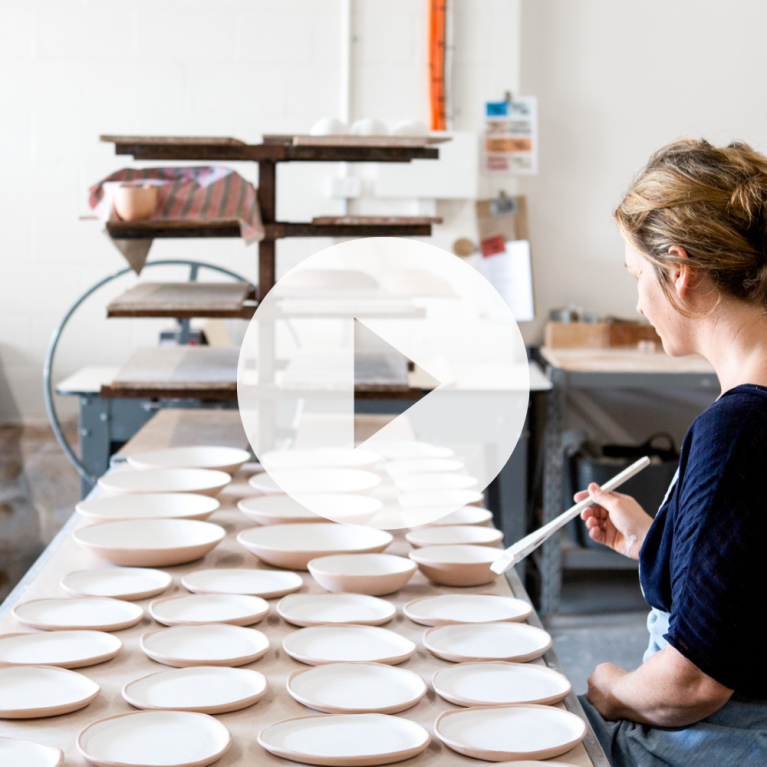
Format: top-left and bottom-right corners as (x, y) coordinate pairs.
(380, 441), (454, 460)
(267, 468), (381, 495)
(13, 598), (143, 632)
(182, 568), (303, 598)
(424, 623), (552, 663)
(0, 665), (99, 718)
(61, 567), (172, 601)
(247, 472), (285, 494)
(141, 624), (270, 667)
(277, 594), (395, 627)
(123, 666), (267, 714)
(405, 525), (503, 548)
(238, 494), (322, 524)
(435, 704), (586, 761)
(404, 595), (533, 626)
(258, 713), (430, 766)
(294, 493), (384, 522)
(283, 625), (416, 666)
(385, 458), (464, 476)
(238, 523), (393, 570)
(399, 489), (483, 509)
(0, 631), (122, 668)
(393, 473), (477, 493)
(261, 448), (381, 470)
(77, 711), (231, 767)
(408, 545), (500, 587)
(73, 518), (225, 567)
(416, 506), (492, 527)
(287, 663), (426, 714)
(432, 662), (572, 707)
(149, 594), (269, 627)
(0, 736), (64, 767)
(76, 493), (220, 522)
(126, 446), (251, 473)
(98, 468), (231, 497)
(307, 554), (416, 596)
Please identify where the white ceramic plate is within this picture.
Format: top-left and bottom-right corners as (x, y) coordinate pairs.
(76, 493), (220, 522)
(408, 545), (500, 587)
(61, 567), (172, 601)
(141, 624), (270, 667)
(424, 623), (552, 663)
(0, 736), (63, 767)
(0, 665), (100, 718)
(98, 468), (231, 497)
(399, 488), (483, 509)
(432, 662), (572, 707)
(404, 595), (533, 626)
(283, 625), (416, 666)
(77, 711), (231, 767)
(267, 468), (381, 494)
(126, 446), (251, 473)
(385, 458), (464, 476)
(73, 519), (226, 567)
(393, 473), (477, 492)
(307, 554), (416, 596)
(238, 494), (322, 524)
(247, 472), (285, 495)
(380, 441), (454, 460)
(435, 704), (586, 761)
(238, 523), (393, 570)
(258, 713), (430, 766)
(0, 631), (122, 669)
(294, 493), (384, 521)
(287, 663), (426, 714)
(277, 594), (395, 627)
(149, 594), (269, 627)
(416, 506), (492, 527)
(123, 667), (267, 714)
(182, 568), (303, 598)
(13, 598), (143, 632)
(405, 525), (503, 548)
(261, 448), (381, 470)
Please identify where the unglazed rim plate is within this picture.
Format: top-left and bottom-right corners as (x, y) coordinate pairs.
(423, 623), (552, 663)
(434, 704), (586, 762)
(181, 568), (303, 598)
(12, 598), (144, 632)
(76, 710), (231, 767)
(98, 468), (231, 497)
(276, 594), (395, 627)
(61, 567), (172, 601)
(380, 442), (454, 460)
(0, 631), (122, 669)
(398, 488), (483, 509)
(149, 594), (269, 627)
(122, 666), (268, 714)
(405, 525), (503, 548)
(0, 664), (100, 719)
(266, 468), (382, 494)
(76, 493), (220, 522)
(307, 554), (416, 596)
(403, 594), (533, 626)
(393, 472), (477, 493)
(432, 662), (572, 707)
(0, 736), (64, 767)
(238, 494), (322, 525)
(261, 448), (382, 470)
(414, 506), (493, 527)
(283, 625), (416, 666)
(248, 472), (285, 494)
(287, 662), (426, 714)
(126, 446), (251, 473)
(384, 458), (464, 476)
(258, 713), (430, 766)
(140, 624), (270, 668)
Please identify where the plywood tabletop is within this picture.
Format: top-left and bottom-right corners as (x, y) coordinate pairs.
(540, 346), (716, 375)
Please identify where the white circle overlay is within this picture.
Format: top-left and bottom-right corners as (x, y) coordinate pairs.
(238, 238), (529, 529)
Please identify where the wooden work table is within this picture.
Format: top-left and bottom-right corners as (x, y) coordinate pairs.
(0, 409), (608, 767)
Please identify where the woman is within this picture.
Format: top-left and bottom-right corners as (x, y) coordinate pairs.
(575, 138), (767, 766)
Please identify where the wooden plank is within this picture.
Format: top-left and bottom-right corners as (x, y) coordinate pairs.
(107, 219), (242, 239)
(311, 216), (443, 225)
(268, 222), (434, 237)
(289, 135), (451, 147)
(107, 282), (255, 319)
(100, 135), (247, 146)
(540, 346), (715, 374)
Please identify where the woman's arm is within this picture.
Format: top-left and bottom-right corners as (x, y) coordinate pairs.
(587, 644), (733, 727)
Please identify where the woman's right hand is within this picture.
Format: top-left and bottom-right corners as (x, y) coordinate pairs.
(575, 484), (654, 560)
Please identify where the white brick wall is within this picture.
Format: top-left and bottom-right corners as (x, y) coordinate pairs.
(0, 0), (521, 424)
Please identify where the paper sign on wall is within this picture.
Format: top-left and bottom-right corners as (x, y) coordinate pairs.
(484, 97), (538, 175)
(479, 240), (535, 322)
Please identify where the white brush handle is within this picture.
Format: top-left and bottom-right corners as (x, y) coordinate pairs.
(490, 456), (651, 575)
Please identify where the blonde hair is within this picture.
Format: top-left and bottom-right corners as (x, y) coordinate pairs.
(615, 138), (767, 314)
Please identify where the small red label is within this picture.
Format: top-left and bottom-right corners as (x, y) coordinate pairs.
(481, 234), (506, 257)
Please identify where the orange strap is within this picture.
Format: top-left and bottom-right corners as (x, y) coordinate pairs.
(429, 0), (446, 131)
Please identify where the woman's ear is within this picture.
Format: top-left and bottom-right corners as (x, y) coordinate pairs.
(668, 245), (693, 298)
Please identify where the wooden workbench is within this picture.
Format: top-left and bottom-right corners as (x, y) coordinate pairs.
(0, 410), (608, 767)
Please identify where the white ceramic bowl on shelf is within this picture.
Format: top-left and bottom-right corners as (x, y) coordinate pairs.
(307, 553), (416, 595)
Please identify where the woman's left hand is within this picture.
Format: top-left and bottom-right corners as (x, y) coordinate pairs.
(587, 663), (630, 720)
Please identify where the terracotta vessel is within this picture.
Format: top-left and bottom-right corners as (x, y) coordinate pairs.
(113, 184), (159, 221)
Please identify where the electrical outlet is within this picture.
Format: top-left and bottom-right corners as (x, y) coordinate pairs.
(329, 175), (362, 199)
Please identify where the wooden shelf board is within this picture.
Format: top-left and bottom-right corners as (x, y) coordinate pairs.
(311, 216), (443, 226)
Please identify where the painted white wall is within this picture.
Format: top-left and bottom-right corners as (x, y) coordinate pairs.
(0, 0), (521, 424)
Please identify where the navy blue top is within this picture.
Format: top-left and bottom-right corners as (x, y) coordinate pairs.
(639, 384), (767, 698)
